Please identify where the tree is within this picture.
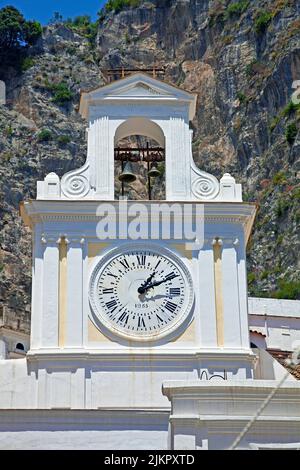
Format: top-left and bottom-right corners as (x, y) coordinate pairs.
(0, 5), (42, 59)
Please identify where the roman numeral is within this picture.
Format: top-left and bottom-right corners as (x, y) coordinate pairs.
(165, 272), (178, 281)
(136, 254), (146, 266)
(156, 314), (164, 323)
(169, 288), (181, 296)
(165, 301), (177, 313)
(154, 260), (161, 270)
(106, 299), (117, 311)
(103, 288), (114, 294)
(119, 258), (130, 270)
(118, 311), (129, 323)
(138, 317), (146, 328)
(107, 272), (118, 278)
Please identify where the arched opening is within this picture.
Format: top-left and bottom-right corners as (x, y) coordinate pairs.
(114, 118), (165, 200)
(16, 343), (25, 351)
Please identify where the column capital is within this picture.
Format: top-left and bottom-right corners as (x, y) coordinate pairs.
(212, 237), (223, 246)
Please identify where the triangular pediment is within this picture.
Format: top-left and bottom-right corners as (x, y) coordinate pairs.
(109, 82), (172, 98)
(80, 73), (197, 119)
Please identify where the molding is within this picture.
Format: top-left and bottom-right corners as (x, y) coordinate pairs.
(21, 201), (257, 243)
(26, 348), (255, 363)
(0, 408), (170, 424)
(162, 380), (300, 398)
(213, 241), (224, 347)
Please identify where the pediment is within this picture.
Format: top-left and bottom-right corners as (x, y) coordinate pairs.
(108, 82), (172, 98)
(80, 73), (197, 119)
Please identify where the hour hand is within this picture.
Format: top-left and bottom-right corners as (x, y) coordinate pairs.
(138, 271), (156, 294)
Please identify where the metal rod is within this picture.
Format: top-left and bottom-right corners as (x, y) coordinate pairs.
(114, 147), (165, 163)
(147, 143), (152, 200)
(121, 160), (124, 197)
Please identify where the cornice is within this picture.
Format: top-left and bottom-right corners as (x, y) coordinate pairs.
(26, 348), (255, 364)
(21, 200), (256, 233)
(162, 380), (300, 399)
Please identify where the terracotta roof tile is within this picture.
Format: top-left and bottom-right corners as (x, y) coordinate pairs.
(267, 349), (300, 380)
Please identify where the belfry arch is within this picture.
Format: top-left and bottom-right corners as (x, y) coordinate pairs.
(114, 118), (165, 199)
(114, 117), (165, 147)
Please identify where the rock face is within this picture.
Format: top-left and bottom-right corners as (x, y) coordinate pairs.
(0, 1), (300, 334)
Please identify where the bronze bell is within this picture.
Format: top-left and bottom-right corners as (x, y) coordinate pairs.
(148, 162), (161, 178)
(119, 161), (137, 183)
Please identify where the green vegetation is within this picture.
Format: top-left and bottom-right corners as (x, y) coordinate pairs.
(37, 129), (52, 142)
(254, 11), (272, 34)
(269, 100), (300, 133)
(285, 122), (298, 144)
(57, 135), (71, 145)
(245, 60), (270, 78)
(260, 270), (270, 281)
(225, 1), (249, 18)
(208, 0), (249, 26)
(104, 0), (141, 14)
(269, 116), (280, 132)
(51, 82), (74, 105)
(247, 272), (256, 285)
(5, 125), (13, 137)
(282, 100), (300, 117)
(21, 56), (35, 71)
(272, 171), (287, 185)
(276, 198), (290, 218)
(0, 6), (42, 63)
(64, 15), (98, 44)
(272, 280), (300, 300)
(245, 60), (257, 77)
(237, 91), (249, 104)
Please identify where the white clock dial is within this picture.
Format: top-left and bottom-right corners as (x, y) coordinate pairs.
(89, 245), (194, 341)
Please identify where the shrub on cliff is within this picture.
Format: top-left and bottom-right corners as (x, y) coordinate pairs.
(285, 122), (298, 144)
(254, 11), (272, 34)
(52, 82), (74, 105)
(103, 0), (141, 14)
(225, 1), (249, 18)
(64, 15), (98, 44)
(37, 129), (52, 142)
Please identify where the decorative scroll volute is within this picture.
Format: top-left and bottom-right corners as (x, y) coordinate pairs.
(61, 161), (91, 199)
(191, 162), (220, 200)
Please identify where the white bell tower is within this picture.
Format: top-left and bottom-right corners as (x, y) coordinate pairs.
(0, 72), (263, 450)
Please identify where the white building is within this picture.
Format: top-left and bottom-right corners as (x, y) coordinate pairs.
(0, 73), (299, 450)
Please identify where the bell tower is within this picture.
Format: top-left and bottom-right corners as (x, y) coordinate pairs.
(1, 72), (258, 449)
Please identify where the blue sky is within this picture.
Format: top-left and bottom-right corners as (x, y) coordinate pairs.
(0, 1), (107, 23)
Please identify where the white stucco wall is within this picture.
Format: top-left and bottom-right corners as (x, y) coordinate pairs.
(248, 297), (300, 351)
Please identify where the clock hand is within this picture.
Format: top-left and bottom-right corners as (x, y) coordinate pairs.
(142, 273), (179, 292)
(138, 271), (156, 294)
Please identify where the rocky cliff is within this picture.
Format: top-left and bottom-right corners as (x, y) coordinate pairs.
(0, 0), (299, 333)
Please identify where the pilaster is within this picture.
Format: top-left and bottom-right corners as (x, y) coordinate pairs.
(41, 235), (60, 348)
(65, 236), (85, 348)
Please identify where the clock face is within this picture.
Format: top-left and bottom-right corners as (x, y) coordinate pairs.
(89, 245), (194, 341)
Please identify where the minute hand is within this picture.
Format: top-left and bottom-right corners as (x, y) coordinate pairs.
(144, 274), (179, 290)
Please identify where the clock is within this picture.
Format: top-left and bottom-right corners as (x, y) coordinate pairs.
(89, 244), (194, 342)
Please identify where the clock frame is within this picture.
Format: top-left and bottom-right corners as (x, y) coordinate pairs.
(89, 243), (194, 342)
